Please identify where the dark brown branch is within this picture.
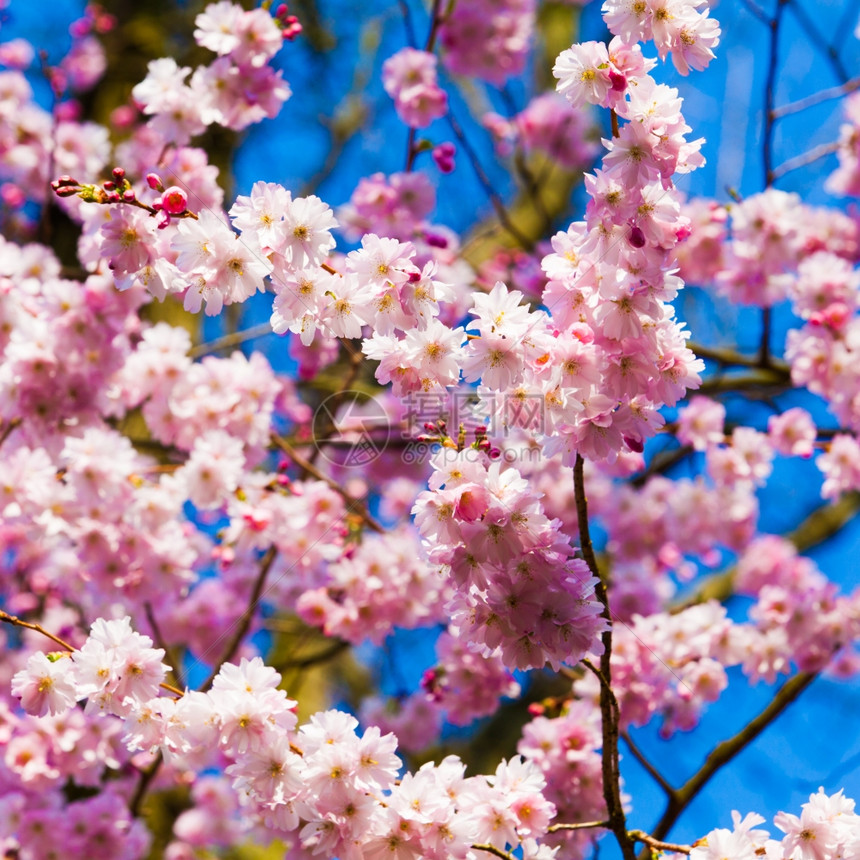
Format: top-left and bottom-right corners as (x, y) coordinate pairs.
(0, 417), (21, 450)
(629, 830), (691, 855)
(649, 672), (817, 842)
(199, 545), (278, 692)
(574, 455), (636, 860)
(621, 731), (677, 799)
(272, 434), (385, 533)
(129, 750), (164, 818)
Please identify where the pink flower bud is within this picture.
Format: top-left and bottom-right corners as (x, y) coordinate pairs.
(628, 225), (646, 248)
(146, 172), (163, 191)
(425, 232), (448, 248)
(161, 186), (188, 216)
(69, 18), (92, 38)
(432, 143), (456, 174)
(1, 183), (25, 209)
(110, 105), (137, 129)
(623, 435), (644, 453)
(609, 71), (627, 92)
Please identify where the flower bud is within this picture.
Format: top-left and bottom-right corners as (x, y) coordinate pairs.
(628, 225), (646, 248)
(161, 186), (188, 216)
(146, 172), (163, 191)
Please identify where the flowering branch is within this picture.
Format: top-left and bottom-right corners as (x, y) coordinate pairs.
(271, 434), (386, 533)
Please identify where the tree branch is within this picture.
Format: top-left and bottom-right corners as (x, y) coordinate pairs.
(272, 434), (385, 533)
(621, 730), (678, 800)
(629, 830), (691, 854)
(189, 322), (274, 358)
(649, 672), (817, 842)
(199, 545), (279, 692)
(574, 454), (636, 860)
(548, 820), (610, 833)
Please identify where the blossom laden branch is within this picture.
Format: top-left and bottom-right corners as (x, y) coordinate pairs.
(271, 434), (385, 533)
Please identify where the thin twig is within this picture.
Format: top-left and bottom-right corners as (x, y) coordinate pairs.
(272, 640), (349, 670)
(471, 845), (514, 860)
(144, 602), (185, 690)
(785, 0), (848, 83)
(649, 672), (817, 842)
(772, 140), (841, 180)
(621, 731), (677, 799)
(0, 417), (21, 449)
(199, 546), (279, 692)
(629, 830), (691, 855)
(397, 0), (418, 47)
(0, 609), (75, 652)
(740, 0), (770, 25)
(772, 76), (860, 118)
(189, 322), (274, 358)
(272, 434), (385, 533)
(446, 109), (534, 250)
(548, 820), (610, 833)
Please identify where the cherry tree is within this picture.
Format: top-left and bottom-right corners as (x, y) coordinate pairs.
(1, 1), (860, 859)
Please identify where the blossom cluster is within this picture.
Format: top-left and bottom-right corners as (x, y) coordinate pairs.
(412, 448), (608, 670)
(4, 0), (860, 858)
(11, 622), (559, 860)
(133, 1), (291, 144)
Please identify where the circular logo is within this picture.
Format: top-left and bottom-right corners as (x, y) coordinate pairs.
(312, 390), (391, 467)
